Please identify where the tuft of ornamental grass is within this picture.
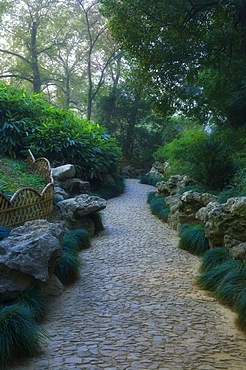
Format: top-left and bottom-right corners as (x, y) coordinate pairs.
(0, 226), (12, 240)
(149, 196), (170, 222)
(147, 191), (157, 204)
(178, 224), (209, 256)
(140, 175), (165, 186)
(64, 228), (91, 251)
(236, 294), (246, 331)
(215, 268), (246, 309)
(95, 175), (125, 200)
(200, 247), (231, 272)
(16, 287), (46, 322)
(88, 212), (104, 232)
(0, 304), (48, 368)
(54, 252), (81, 285)
(196, 259), (245, 292)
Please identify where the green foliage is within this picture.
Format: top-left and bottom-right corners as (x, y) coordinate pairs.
(93, 175), (125, 199)
(215, 269), (246, 309)
(178, 185), (209, 195)
(54, 252), (81, 285)
(0, 84), (121, 182)
(16, 287), (46, 322)
(217, 187), (246, 204)
(0, 226), (12, 240)
(200, 248), (231, 273)
(140, 175), (165, 186)
(149, 194), (169, 222)
(147, 191), (157, 204)
(0, 304), (47, 368)
(88, 212), (105, 232)
(154, 130), (237, 190)
(236, 295), (246, 331)
(196, 259), (245, 292)
(64, 229), (91, 251)
(178, 224), (209, 256)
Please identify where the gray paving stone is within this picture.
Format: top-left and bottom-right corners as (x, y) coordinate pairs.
(8, 179), (246, 370)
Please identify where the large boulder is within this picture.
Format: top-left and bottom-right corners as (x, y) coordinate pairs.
(57, 178), (90, 197)
(52, 164), (76, 180)
(166, 191), (217, 230)
(55, 194), (107, 231)
(156, 175), (196, 196)
(196, 197), (246, 260)
(146, 161), (169, 178)
(0, 220), (64, 302)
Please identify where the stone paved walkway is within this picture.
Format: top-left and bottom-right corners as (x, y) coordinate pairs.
(10, 179), (246, 370)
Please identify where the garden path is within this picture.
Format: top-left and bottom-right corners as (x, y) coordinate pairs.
(10, 179), (246, 370)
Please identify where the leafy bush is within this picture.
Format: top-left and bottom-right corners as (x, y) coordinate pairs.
(0, 304), (47, 368)
(54, 252), (81, 285)
(154, 129), (237, 190)
(0, 84), (121, 182)
(178, 224), (209, 256)
(200, 247), (231, 272)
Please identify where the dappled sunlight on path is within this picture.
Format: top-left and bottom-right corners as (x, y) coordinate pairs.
(10, 179), (246, 370)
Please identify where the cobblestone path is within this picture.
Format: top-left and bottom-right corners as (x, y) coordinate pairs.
(11, 179), (246, 370)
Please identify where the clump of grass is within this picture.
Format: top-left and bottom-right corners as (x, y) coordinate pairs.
(200, 247), (231, 272)
(94, 175), (125, 200)
(54, 252), (81, 285)
(215, 268), (246, 309)
(0, 304), (48, 368)
(178, 185), (208, 195)
(147, 191), (157, 204)
(140, 175), (165, 186)
(64, 229), (91, 251)
(178, 224), (209, 256)
(196, 259), (245, 292)
(16, 287), (46, 322)
(88, 212), (104, 232)
(0, 226), (12, 240)
(149, 195), (170, 222)
(236, 294), (246, 331)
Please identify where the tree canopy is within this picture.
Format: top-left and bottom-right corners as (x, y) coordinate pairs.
(99, 0), (246, 127)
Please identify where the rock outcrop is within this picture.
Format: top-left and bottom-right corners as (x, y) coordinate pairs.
(156, 175), (196, 196)
(0, 220), (64, 301)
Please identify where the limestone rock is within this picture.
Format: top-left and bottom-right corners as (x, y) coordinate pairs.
(156, 175), (196, 196)
(146, 161), (169, 178)
(58, 178), (90, 196)
(41, 273), (65, 296)
(166, 191), (217, 230)
(55, 195), (106, 230)
(0, 220), (64, 301)
(52, 164), (76, 180)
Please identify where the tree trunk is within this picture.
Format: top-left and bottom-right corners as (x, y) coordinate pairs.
(31, 22), (41, 94)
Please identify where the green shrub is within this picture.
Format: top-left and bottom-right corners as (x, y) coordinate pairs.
(200, 247), (231, 272)
(149, 195), (169, 222)
(0, 304), (47, 368)
(215, 268), (246, 309)
(217, 187), (246, 203)
(88, 212), (105, 232)
(0, 84), (121, 182)
(16, 287), (46, 322)
(54, 252), (81, 285)
(196, 259), (245, 292)
(178, 224), (209, 256)
(154, 129), (237, 190)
